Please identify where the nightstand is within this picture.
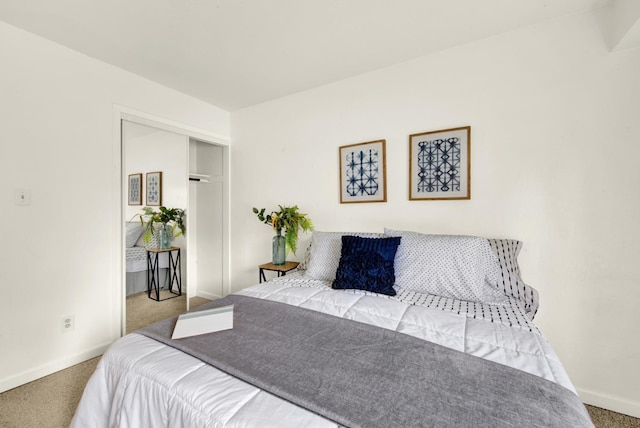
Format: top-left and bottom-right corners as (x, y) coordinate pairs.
(258, 261), (300, 283)
(147, 247), (182, 301)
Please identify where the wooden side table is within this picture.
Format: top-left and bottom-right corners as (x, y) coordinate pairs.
(147, 247), (182, 301)
(259, 261), (299, 283)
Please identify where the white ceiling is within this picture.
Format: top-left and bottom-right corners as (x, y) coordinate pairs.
(0, 0), (613, 110)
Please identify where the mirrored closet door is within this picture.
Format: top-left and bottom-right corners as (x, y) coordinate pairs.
(122, 121), (188, 331)
(121, 120), (229, 333)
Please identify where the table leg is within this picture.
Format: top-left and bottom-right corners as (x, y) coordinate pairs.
(169, 249), (182, 295)
(147, 251), (161, 301)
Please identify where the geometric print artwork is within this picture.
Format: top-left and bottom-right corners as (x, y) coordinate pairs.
(409, 126), (470, 200)
(131, 176), (141, 199)
(146, 171), (162, 206)
(128, 173), (142, 205)
(345, 148), (379, 197)
(339, 140), (387, 203)
(417, 136), (461, 193)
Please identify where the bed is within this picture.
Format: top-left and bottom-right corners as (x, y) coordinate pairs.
(72, 229), (593, 427)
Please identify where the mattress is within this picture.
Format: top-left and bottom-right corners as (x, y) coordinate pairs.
(72, 273), (579, 427)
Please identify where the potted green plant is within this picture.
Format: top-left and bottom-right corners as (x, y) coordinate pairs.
(136, 206), (186, 249)
(253, 205), (313, 265)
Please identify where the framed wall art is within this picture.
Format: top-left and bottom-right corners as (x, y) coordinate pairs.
(128, 173), (142, 205)
(146, 171), (162, 206)
(409, 126), (470, 200)
(339, 139), (387, 204)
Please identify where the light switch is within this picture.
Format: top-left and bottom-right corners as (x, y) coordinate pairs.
(15, 189), (31, 206)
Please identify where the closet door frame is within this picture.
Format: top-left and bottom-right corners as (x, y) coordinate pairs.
(113, 105), (230, 338)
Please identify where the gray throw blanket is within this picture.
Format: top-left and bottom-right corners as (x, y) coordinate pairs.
(139, 295), (593, 428)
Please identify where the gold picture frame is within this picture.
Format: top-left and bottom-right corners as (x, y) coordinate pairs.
(128, 173), (142, 206)
(146, 171), (162, 206)
(339, 139), (387, 204)
(409, 126), (470, 200)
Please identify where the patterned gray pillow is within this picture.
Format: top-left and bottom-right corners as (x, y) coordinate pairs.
(384, 228), (510, 305)
(305, 231), (385, 281)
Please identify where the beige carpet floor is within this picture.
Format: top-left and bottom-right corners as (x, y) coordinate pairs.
(1, 292), (638, 428)
(126, 290), (210, 333)
(0, 292), (209, 428)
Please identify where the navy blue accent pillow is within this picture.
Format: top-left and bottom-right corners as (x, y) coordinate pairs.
(332, 236), (401, 296)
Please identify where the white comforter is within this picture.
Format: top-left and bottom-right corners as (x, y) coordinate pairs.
(72, 275), (576, 427)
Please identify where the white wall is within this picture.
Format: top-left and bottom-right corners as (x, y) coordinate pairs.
(231, 12), (640, 417)
(0, 22), (229, 392)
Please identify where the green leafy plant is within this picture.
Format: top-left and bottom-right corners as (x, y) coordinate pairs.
(253, 205), (313, 254)
(136, 206), (186, 243)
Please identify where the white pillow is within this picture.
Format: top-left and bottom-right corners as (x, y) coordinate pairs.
(125, 222), (144, 248)
(305, 231), (385, 281)
(384, 228), (510, 305)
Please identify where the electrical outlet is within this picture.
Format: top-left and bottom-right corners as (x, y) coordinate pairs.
(61, 315), (75, 333)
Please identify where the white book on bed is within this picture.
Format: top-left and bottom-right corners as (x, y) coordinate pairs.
(172, 305), (234, 339)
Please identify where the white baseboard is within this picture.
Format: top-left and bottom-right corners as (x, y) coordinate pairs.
(0, 343), (110, 394)
(578, 387), (640, 419)
(195, 290), (221, 301)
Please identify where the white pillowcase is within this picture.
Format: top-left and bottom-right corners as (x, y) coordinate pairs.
(125, 222), (145, 248)
(488, 238), (539, 318)
(384, 228), (510, 305)
(305, 231), (385, 281)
